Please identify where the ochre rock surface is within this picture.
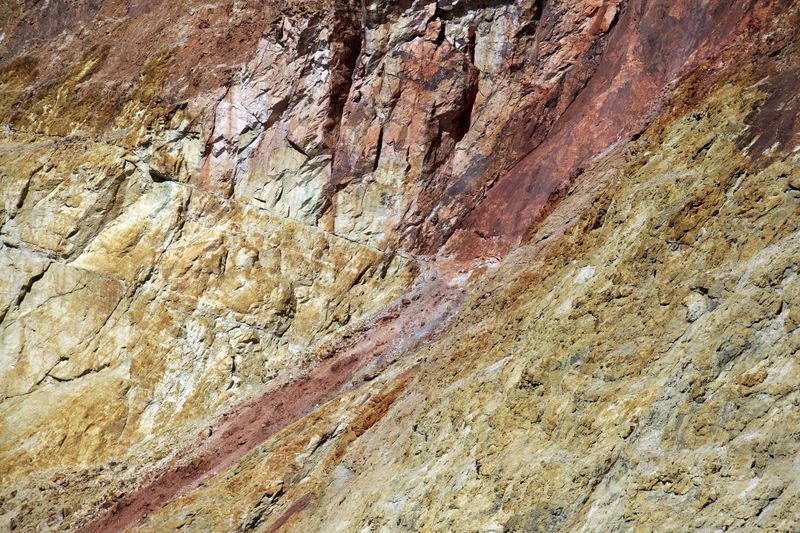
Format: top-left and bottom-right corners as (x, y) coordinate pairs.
(0, 0), (799, 531)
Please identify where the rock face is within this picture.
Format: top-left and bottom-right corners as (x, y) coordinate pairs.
(0, 0), (799, 531)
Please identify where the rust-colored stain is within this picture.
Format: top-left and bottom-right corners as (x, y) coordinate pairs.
(78, 268), (462, 532)
(266, 492), (312, 533)
(447, 0), (768, 260)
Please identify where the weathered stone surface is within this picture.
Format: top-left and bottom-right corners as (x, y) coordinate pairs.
(135, 34), (800, 531)
(0, 0), (799, 532)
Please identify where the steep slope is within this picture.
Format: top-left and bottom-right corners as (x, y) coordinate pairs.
(125, 10), (800, 530)
(0, 0), (798, 531)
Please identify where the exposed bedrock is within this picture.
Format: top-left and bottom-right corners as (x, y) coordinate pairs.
(0, 0), (799, 531)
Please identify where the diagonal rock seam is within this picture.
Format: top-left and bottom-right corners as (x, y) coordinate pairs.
(1, 0), (799, 531)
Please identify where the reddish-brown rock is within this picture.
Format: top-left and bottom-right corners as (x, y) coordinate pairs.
(1, 1), (799, 531)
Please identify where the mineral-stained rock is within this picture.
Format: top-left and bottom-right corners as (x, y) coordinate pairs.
(0, 0), (799, 532)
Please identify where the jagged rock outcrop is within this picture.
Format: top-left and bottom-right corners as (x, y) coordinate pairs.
(0, 0), (799, 531)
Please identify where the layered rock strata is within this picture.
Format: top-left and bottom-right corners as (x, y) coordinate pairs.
(0, 0), (798, 531)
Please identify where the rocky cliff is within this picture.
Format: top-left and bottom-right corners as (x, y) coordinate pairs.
(1, 0), (799, 531)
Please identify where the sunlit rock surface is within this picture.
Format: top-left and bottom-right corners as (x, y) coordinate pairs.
(0, 0), (799, 531)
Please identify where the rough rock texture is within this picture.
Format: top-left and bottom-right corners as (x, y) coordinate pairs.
(1, 0), (799, 531)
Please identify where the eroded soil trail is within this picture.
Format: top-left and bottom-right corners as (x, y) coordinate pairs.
(78, 262), (467, 533)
